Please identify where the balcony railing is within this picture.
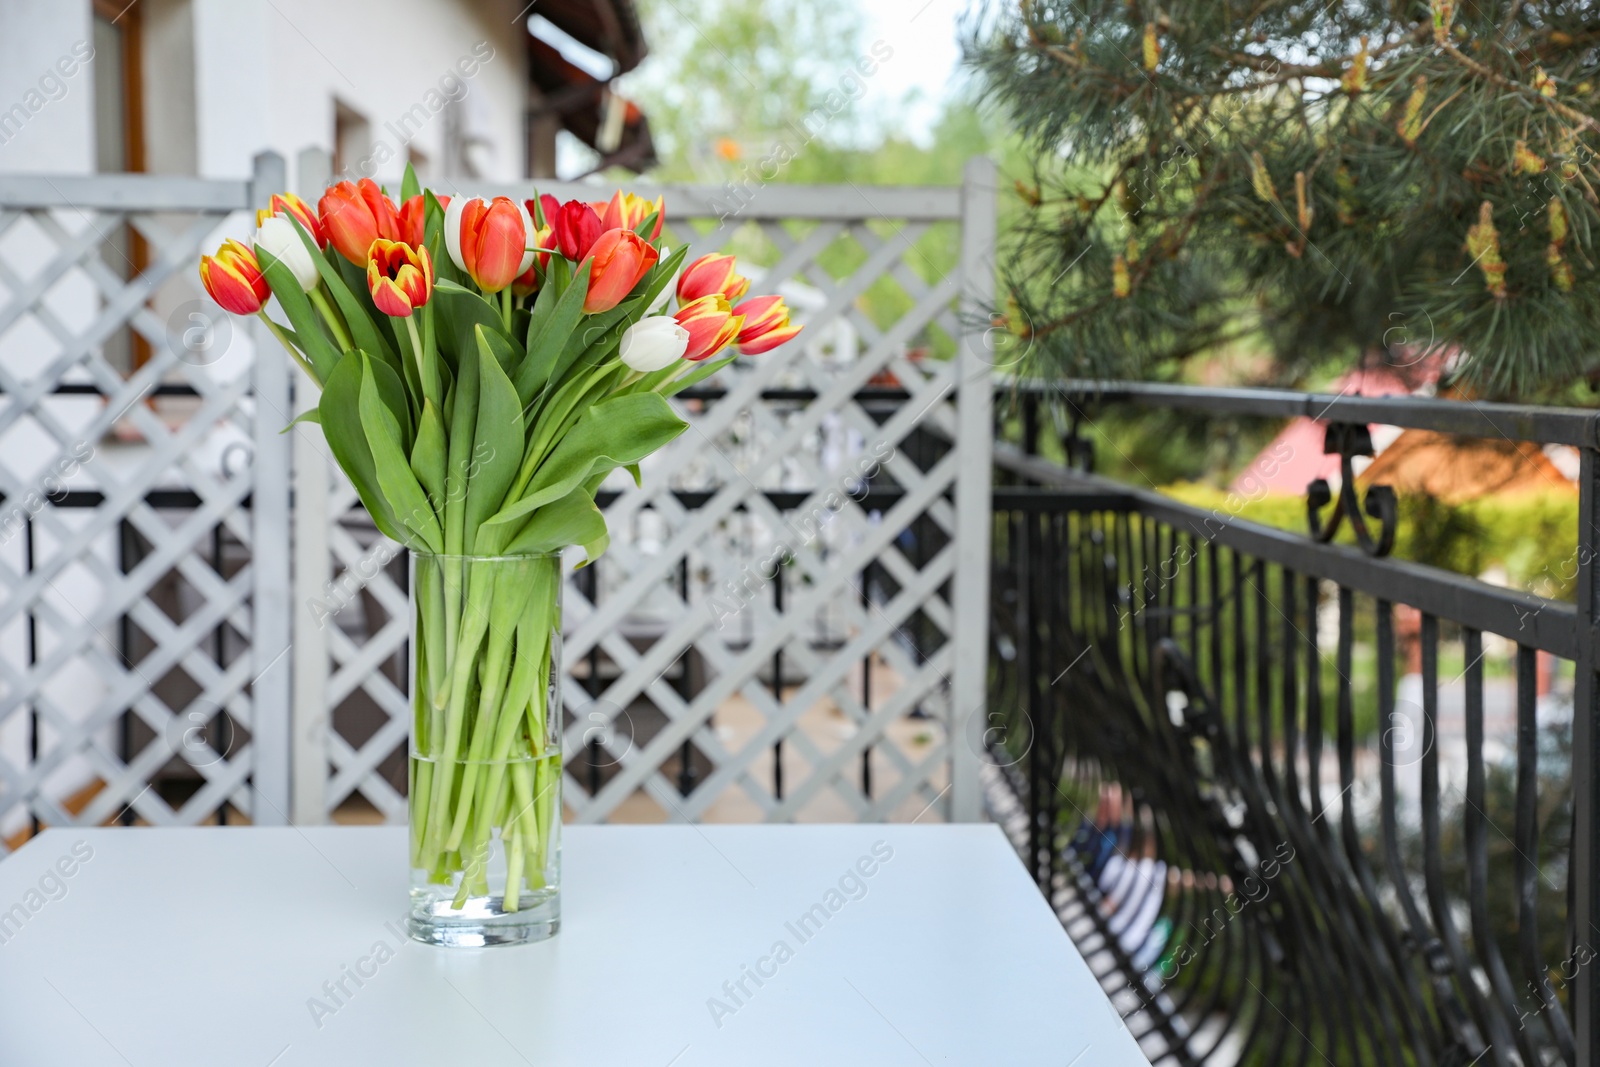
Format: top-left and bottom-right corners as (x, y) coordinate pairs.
(983, 381), (1598, 1066)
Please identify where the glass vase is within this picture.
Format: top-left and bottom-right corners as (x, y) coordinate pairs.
(407, 551), (562, 947)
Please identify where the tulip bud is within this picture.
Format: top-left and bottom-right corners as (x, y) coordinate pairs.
(553, 200), (604, 261)
(445, 196), (531, 293)
(732, 294), (803, 354)
(398, 193), (447, 248)
(674, 294), (744, 361)
(254, 217), (320, 292)
(257, 192), (324, 248)
(366, 239), (434, 318)
(677, 253), (750, 305)
(619, 316), (691, 373)
(199, 239), (270, 315)
(319, 178), (401, 266)
(599, 190), (665, 240)
(583, 228), (659, 313)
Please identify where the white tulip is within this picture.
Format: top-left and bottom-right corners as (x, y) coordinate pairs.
(619, 316), (690, 373)
(444, 196), (472, 274)
(254, 217), (319, 292)
(515, 199), (537, 275)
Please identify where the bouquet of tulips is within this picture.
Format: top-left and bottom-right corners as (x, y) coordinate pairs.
(199, 166), (799, 934)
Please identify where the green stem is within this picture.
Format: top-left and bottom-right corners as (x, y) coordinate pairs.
(255, 312), (320, 386)
(309, 287), (354, 352)
(405, 315), (426, 391)
(501, 287), (514, 334)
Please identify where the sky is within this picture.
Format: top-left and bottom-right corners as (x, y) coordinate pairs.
(860, 0), (972, 143)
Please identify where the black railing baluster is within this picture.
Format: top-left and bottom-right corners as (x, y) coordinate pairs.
(1462, 627), (1533, 1066)
(1419, 614), (1496, 1061)
(1516, 644), (1577, 1064)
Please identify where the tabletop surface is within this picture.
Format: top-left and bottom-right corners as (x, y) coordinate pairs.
(0, 824), (1152, 1066)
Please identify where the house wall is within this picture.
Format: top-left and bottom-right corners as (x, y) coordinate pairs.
(0, 0), (531, 183)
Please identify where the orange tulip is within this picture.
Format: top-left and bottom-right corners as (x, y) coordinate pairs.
(597, 190), (665, 240)
(366, 240), (433, 318)
(257, 192), (324, 248)
(398, 193), (447, 248)
(674, 294), (744, 361)
(676, 253), (750, 305)
(511, 224), (553, 297)
(446, 196), (534, 293)
(199, 239), (270, 315)
(733, 295), (803, 354)
(319, 178), (401, 265)
(583, 228), (659, 313)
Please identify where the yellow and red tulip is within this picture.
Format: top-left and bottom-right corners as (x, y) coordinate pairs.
(257, 192), (325, 248)
(676, 253), (750, 305)
(445, 196), (535, 293)
(511, 224), (553, 297)
(366, 239), (433, 318)
(583, 228), (659, 313)
(199, 239), (270, 315)
(319, 179), (401, 266)
(674, 294), (744, 361)
(597, 190), (665, 241)
(733, 295), (802, 354)
(398, 193), (446, 249)
(552, 199), (603, 262)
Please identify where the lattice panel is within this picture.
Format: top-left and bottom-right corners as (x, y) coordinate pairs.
(0, 161), (292, 852)
(293, 163), (995, 825)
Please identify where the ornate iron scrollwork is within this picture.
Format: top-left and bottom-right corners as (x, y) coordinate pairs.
(1307, 422), (1397, 557)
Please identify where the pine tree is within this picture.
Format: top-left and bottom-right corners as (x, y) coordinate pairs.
(969, 1), (1600, 398)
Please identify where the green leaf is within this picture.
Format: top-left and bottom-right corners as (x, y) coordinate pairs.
(465, 326), (526, 552)
(279, 407), (321, 433)
(518, 259), (592, 403)
(504, 486), (609, 563)
(662, 351), (738, 397)
(318, 354), (406, 544)
(255, 247), (341, 382)
(359, 354), (442, 552)
(434, 280), (513, 376)
(443, 331), (480, 556)
(401, 162), (420, 203)
(364, 348), (414, 447)
(482, 392), (688, 536)
(411, 398), (448, 506)
(287, 215), (400, 379)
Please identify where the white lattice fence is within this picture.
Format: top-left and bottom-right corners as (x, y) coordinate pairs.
(290, 153), (996, 825)
(0, 156), (293, 851)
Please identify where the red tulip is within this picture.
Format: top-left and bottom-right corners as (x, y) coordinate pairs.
(733, 295), (803, 354)
(552, 199), (603, 262)
(398, 193), (447, 248)
(582, 228), (659, 313)
(674, 294), (744, 361)
(598, 190), (665, 240)
(199, 239), (270, 315)
(530, 194), (560, 230)
(318, 178), (401, 266)
(677, 253), (750, 305)
(366, 239), (433, 318)
(445, 196), (534, 293)
(257, 192), (324, 248)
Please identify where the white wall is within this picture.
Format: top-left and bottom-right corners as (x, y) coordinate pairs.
(0, 0), (95, 173)
(194, 0), (529, 186)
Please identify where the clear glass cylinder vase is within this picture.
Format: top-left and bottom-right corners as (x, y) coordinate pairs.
(407, 551), (562, 947)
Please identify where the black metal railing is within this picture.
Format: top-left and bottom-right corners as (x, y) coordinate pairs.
(984, 382), (1599, 1067)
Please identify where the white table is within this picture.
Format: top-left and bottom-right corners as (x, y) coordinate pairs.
(0, 824), (1152, 1066)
